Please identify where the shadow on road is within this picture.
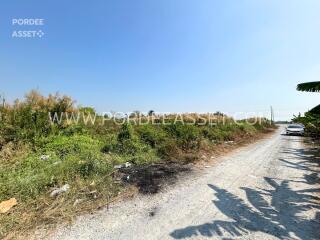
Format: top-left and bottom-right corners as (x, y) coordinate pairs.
(170, 146), (320, 239)
(279, 147), (320, 185)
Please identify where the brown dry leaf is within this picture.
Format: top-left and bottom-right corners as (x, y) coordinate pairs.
(0, 198), (17, 213)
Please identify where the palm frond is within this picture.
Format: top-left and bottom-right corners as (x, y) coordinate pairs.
(297, 81), (320, 92)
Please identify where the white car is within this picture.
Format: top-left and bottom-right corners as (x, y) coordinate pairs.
(286, 124), (305, 136)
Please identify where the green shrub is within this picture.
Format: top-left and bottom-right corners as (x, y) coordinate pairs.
(238, 122), (257, 135)
(293, 110), (320, 138)
(101, 133), (118, 153)
(136, 125), (167, 148)
(44, 135), (102, 158)
(117, 122), (134, 142)
(156, 139), (180, 158)
(0, 135), (112, 201)
(164, 124), (201, 150)
(202, 127), (220, 142)
(100, 123), (159, 164)
(0, 90), (76, 146)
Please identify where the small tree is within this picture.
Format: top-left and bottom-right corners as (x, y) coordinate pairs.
(148, 110), (155, 116)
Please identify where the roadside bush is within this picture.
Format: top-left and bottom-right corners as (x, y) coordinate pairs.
(117, 122), (134, 142)
(101, 133), (118, 153)
(202, 127), (222, 142)
(293, 108), (320, 138)
(115, 138), (150, 155)
(303, 120), (320, 137)
(0, 90), (75, 145)
(101, 123), (159, 164)
(239, 122), (256, 133)
(44, 135), (102, 159)
(165, 124), (201, 150)
(0, 135), (112, 202)
(136, 125), (167, 148)
(156, 139), (180, 159)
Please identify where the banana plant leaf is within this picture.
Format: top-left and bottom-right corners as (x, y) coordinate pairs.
(297, 81), (320, 92)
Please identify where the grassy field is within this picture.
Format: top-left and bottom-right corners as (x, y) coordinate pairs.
(0, 91), (275, 238)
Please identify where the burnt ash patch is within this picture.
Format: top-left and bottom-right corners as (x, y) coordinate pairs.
(118, 163), (191, 194)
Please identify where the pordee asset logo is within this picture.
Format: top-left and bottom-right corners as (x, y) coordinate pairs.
(11, 18), (45, 38)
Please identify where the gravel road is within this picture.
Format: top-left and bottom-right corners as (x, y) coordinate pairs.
(43, 126), (320, 240)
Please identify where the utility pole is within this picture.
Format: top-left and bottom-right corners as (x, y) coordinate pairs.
(270, 106), (274, 124)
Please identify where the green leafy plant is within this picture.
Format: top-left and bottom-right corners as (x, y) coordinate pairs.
(297, 81), (320, 92)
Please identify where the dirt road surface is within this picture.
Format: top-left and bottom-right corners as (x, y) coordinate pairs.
(42, 126), (320, 240)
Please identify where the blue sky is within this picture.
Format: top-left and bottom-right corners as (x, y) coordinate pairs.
(0, 0), (319, 120)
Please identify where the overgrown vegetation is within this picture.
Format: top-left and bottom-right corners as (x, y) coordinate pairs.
(292, 105), (320, 138)
(294, 82), (320, 138)
(0, 90), (274, 238)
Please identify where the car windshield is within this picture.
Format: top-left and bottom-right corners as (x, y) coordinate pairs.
(288, 125), (303, 129)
